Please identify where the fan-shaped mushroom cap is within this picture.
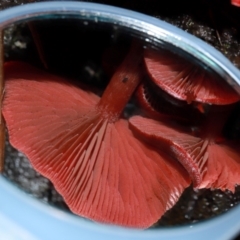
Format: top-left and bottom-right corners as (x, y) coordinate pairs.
(130, 116), (240, 192)
(3, 61), (190, 228)
(130, 116), (205, 187)
(201, 142), (240, 191)
(144, 49), (240, 105)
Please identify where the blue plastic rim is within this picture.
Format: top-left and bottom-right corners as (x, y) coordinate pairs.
(0, 2), (240, 240)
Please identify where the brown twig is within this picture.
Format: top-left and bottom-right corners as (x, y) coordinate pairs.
(0, 30), (5, 172)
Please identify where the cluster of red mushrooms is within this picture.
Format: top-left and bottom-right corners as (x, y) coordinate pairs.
(2, 41), (240, 228)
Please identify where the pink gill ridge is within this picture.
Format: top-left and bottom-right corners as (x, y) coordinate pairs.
(144, 49), (240, 104)
(129, 116), (207, 186)
(3, 62), (190, 228)
(129, 116), (240, 191)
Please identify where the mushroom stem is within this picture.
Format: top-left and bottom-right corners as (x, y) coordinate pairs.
(0, 30), (5, 172)
(98, 44), (142, 122)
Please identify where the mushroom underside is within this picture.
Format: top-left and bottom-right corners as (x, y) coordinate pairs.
(144, 49), (240, 104)
(2, 61), (190, 228)
(130, 116), (240, 192)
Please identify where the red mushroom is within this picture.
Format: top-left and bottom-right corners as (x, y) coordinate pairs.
(130, 105), (240, 192)
(131, 48), (240, 192)
(144, 48), (240, 105)
(2, 44), (190, 228)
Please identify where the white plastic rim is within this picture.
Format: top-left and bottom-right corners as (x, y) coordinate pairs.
(0, 2), (240, 240)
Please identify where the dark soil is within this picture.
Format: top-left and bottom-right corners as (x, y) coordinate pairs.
(1, 0), (240, 230)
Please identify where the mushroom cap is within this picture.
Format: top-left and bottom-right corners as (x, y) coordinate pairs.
(130, 116), (205, 187)
(136, 81), (205, 123)
(130, 115), (240, 192)
(200, 142), (240, 192)
(144, 49), (240, 105)
(3, 61), (190, 228)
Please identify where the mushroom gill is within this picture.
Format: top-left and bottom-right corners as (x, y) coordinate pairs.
(131, 48), (240, 192)
(2, 44), (190, 228)
(130, 106), (240, 192)
(144, 48), (240, 105)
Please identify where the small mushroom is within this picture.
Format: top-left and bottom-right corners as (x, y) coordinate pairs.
(2, 44), (190, 228)
(144, 49), (240, 105)
(130, 105), (240, 192)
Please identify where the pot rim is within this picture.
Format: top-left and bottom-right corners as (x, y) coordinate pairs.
(0, 2), (240, 240)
